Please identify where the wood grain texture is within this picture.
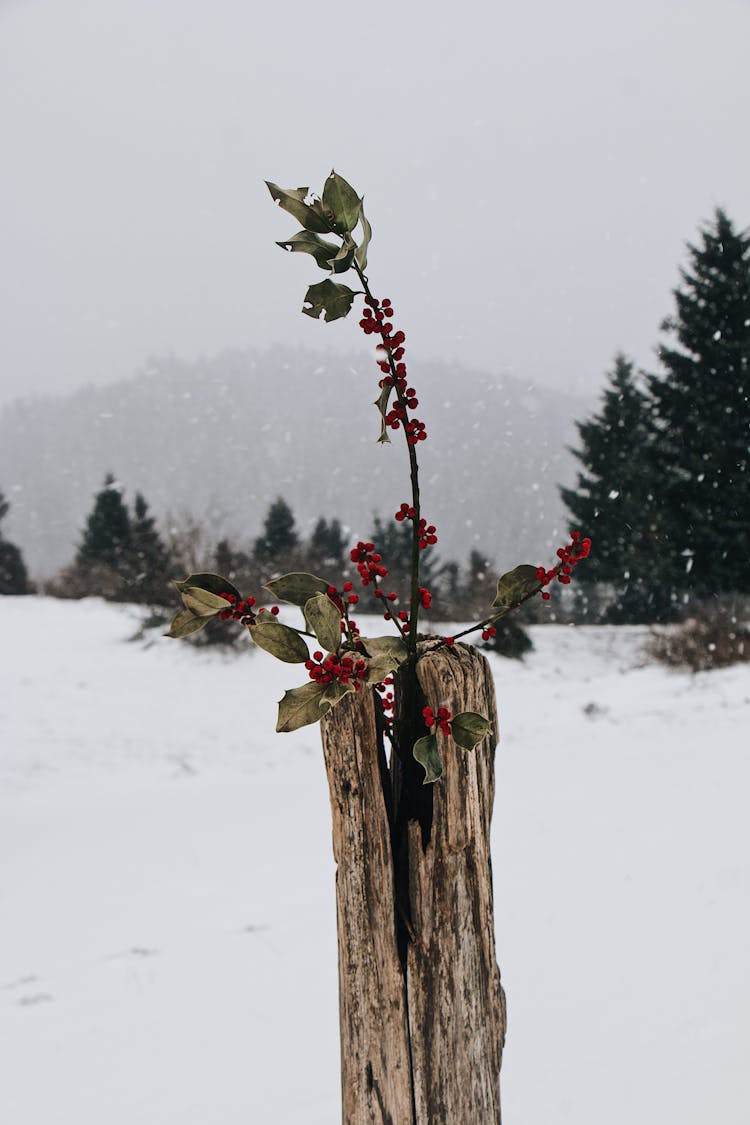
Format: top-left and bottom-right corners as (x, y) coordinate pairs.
(320, 642), (505, 1124)
(409, 642), (506, 1124)
(320, 685), (414, 1124)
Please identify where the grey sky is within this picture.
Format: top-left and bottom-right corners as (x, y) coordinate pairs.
(1, 0), (749, 408)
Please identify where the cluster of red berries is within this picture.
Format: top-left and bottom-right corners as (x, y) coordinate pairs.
(306, 650), (369, 689)
(394, 503), (438, 550)
(423, 705), (452, 736)
(481, 626), (497, 641)
(419, 587), (432, 609)
(358, 296), (397, 337)
(375, 675), (395, 715)
(405, 419), (427, 444)
(418, 519), (438, 549)
(358, 297), (427, 446)
(218, 593), (281, 623)
(330, 581), (358, 606)
(349, 541), (388, 586)
(536, 532), (592, 601)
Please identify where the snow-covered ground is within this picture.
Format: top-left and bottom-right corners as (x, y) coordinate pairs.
(1, 597), (748, 1124)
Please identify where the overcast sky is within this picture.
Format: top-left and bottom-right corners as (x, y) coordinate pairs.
(1, 0), (749, 408)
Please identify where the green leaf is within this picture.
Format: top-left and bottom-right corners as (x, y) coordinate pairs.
(263, 572), (330, 607)
(165, 607), (211, 639)
(320, 680), (355, 709)
(276, 230), (341, 271)
(276, 681), (330, 732)
(363, 654), (401, 684)
(180, 587), (233, 616)
(491, 564), (542, 614)
(329, 237), (356, 275)
(373, 384), (393, 444)
(304, 592), (342, 655)
(451, 711), (493, 752)
(413, 734), (443, 785)
(265, 181), (332, 234)
(361, 635), (408, 663)
(361, 636), (408, 683)
(355, 201), (372, 271)
(250, 619), (310, 663)
(173, 573), (241, 600)
(321, 170), (361, 235)
(302, 279), (359, 322)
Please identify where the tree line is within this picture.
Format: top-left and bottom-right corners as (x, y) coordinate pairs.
(3, 208), (748, 632)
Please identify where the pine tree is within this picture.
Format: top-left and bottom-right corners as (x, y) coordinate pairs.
(310, 516), (346, 568)
(77, 473), (132, 571)
(0, 490), (30, 595)
(369, 513), (445, 606)
(128, 492), (172, 604)
(647, 208), (750, 600)
(254, 496), (299, 566)
(560, 355), (670, 620)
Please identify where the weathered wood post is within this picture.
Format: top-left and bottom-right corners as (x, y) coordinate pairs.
(166, 167), (592, 1125)
(321, 640), (506, 1124)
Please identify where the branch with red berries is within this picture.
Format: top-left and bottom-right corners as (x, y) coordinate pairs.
(165, 171), (591, 785)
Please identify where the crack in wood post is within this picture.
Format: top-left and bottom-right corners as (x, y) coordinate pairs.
(320, 641), (505, 1123)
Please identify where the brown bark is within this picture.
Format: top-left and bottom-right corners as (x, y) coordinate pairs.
(320, 641), (506, 1124)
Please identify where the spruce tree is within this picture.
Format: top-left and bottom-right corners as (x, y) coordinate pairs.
(77, 474), (132, 571)
(560, 354), (670, 620)
(369, 513), (444, 605)
(310, 516), (346, 568)
(0, 490), (30, 595)
(254, 496), (299, 565)
(128, 492), (171, 604)
(647, 208), (750, 600)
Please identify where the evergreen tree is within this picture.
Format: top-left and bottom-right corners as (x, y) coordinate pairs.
(254, 496), (299, 565)
(647, 208), (750, 600)
(0, 491), (30, 594)
(77, 473), (132, 571)
(128, 492), (172, 604)
(369, 513), (445, 606)
(560, 355), (670, 621)
(370, 513), (412, 579)
(310, 516), (346, 568)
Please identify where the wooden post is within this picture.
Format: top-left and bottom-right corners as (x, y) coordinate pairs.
(320, 641), (506, 1124)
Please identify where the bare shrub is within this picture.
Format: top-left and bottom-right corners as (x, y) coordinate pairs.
(646, 604), (750, 672)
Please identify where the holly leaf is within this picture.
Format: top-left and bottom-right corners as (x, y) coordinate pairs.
(355, 201), (372, 271)
(321, 170), (361, 235)
(329, 237), (356, 275)
(265, 181), (332, 234)
(491, 564), (541, 614)
(451, 711), (493, 752)
(360, 635), (408, 663)
(276, 230), (340, 271)
(166, 607), (211, 639)
(250, 619), (309, 663)
(321, 680), (355, 708)
(263, 572), (330, 607)
(304, 592), (342, 654)
(413, 734), (443, 785)
(363, 654), (401, 684)
(173, 573), (241, 600)
(373, 384), (393, 444)
(302, 279), (360, 322)
(180, 587), (233, 617)
(276, 681), (330, 732)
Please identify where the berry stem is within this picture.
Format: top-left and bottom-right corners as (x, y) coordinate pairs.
(353, 261), (422, 653)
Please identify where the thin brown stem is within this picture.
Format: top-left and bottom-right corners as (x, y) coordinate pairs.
(353, 263), (422, 653)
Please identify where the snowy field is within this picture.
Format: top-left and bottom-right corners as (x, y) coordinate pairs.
(1, 597), (748, 1124)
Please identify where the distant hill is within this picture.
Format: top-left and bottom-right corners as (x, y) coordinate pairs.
(0, 347), (591, 578)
